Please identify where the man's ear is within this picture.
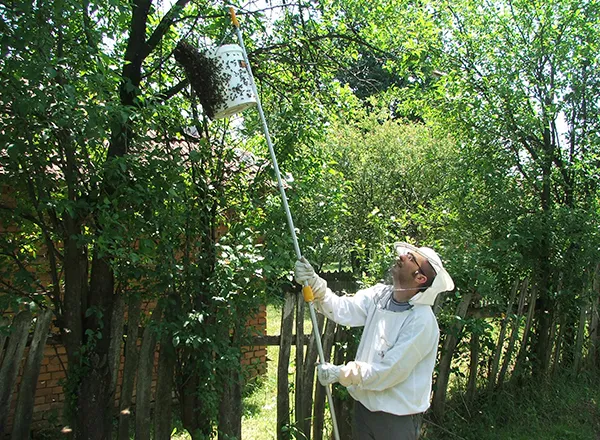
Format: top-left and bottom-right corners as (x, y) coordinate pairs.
(415, 273), (428, 285)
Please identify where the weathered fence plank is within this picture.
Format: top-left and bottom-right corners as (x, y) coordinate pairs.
(154, 332), (175, 440)
(466, 330), (479, 402)
(313, 318), (336, 440)
(487, 280), (519, 392)
(432, 290), (473, 422)
(573, 301), (589, 375)
(277, 293), (295, 440)
(0, 317), (8, 368)
(0, 310), (32, 435)
(497, 278), (529, 387)
(135, 303), (162, 440)
(295, 293), (305, 435)
(512, 286), (538, 379)
(117, 295), (142, 440)
(300, 311), (324, 439)
(108, 293), (125, 396)
(10, 309), (53, 440)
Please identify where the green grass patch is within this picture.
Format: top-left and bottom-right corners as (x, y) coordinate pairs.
(428, 373), (600, 440)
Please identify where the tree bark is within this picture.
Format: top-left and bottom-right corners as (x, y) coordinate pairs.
(218, 367), (242, 440)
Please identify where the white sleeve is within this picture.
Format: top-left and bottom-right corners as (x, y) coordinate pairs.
(314, 285), (380, 327)
(353, 312), (438, 391)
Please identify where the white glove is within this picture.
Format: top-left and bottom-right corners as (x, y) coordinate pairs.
(317, 362), (363, 387)
(294, 257), (327, 301)
(316, 363), (342, 386)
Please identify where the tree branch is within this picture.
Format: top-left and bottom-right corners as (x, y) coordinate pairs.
(143, 0), (191, 60)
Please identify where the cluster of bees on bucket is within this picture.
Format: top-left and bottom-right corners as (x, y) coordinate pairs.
(174, 41), (227, 119)
(175, 41), (256, 119)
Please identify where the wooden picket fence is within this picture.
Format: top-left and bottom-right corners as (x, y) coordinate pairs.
(1, 267), (597, 440)
(0, 309), (53, 439)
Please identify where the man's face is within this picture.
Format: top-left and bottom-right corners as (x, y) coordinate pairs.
(391, 250), (428, 288)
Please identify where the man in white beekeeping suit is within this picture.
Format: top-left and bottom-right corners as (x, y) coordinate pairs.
(294, 242), (454, 440)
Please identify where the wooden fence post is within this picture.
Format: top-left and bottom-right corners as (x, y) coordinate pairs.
(0, 310), (32, 435)
(277, 293), (295, 440)
(108, 293), (125, 397)
(295, 292), (306, 435)
(512, 286), (537, 379)
(10, 309), (53, 440)
(312, 319), (336, 440)
(573, 301), (589, 375)
(497, 277), (529, 387)
(301, 312), (324, 439)
(154, 331), (175, 440)
(117, 295), (142, 440)
(487, 280), (519, 392)
(431, 290), (473, 422)
(135, 303), (162, 440)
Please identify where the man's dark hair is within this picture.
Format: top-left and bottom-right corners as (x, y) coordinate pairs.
(418, 260), (436, 292)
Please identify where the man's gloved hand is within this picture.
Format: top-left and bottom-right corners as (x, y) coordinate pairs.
(294, 257), (327, 301)
(317, 362), (362, 387)
(316, 363), (342, 385)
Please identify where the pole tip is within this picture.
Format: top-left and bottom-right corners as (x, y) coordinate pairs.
(228, 6), (240, 27)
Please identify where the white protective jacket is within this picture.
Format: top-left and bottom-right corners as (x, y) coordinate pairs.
(316, 283), (439, 416)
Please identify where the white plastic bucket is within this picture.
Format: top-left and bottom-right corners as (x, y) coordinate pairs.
(209, 44), (257, 119)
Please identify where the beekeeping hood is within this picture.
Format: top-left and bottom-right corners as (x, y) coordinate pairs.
(394, 242), (455, 305)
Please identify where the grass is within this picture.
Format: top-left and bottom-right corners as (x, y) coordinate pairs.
(242, 302), (314, 440)
(431, 373), (600, 440)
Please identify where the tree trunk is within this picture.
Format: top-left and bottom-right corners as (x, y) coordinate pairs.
(77, 255), (116, 440)
(533, 158), (554, 377)
(0, 310), (32, 436)
(218, 368), (242, 440)
(432, 290), (473, 422)
(277, 292), (295, 440)
(118, 295), (142, 440)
